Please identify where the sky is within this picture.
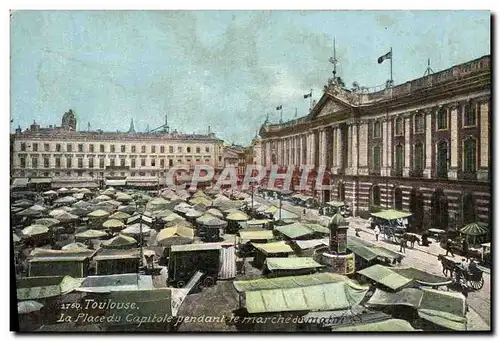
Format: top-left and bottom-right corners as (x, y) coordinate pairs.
(10, 10), (490, 145)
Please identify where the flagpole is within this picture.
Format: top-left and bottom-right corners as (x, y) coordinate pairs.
(390, 47), (393, 86)
(309, 89), (313, 110)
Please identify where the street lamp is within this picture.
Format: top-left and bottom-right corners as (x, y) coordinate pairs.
(135, 195), (147, 272)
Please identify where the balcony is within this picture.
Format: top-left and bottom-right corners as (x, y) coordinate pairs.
(409, 169), (423, 178)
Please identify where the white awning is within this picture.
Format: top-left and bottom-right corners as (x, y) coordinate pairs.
(30, 178), (52, 184)
(12, 178), (29, 188)
(105, 179), (127, 186)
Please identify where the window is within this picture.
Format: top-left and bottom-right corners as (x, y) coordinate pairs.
(121, 145), (126, 153)
(196, 159), (200, 162)
(110, 145), (115, 153)
(99, 158), (104, 168)
(66, 157), (72, 168)
(169, 146), (174, 153)
(394, 144), (404, 176)
(56, 144), (61, 152)
(131, 172), (136, 176)
(131, 159), (136, 168)
(44, 143), (50, 152)
(371, 186), (381, 207)
(187, 147), (191, 153)
(43, 157), (49, 168)
(436, 140), (448, 179)
(463, 138), (477, 174)
(78, 144), (83, 152)
(414, 113), (425, 133)
(100, 144), (105, 153)
(464, 103), (477, 127)
(89, 144), (94, 153)
(414, 143), (424, 176)
(160, 146), (165, 153)
(67, 144), (72, 152)
(43, 172), (49, 177)
(32, 143), (38, 152)
(141, 159), (145, 166)
(177, 146), (182, 153)
(78, 158), (83, 168)
(169, 159), (173, 167)
(89, 158), (94, 168)
(120, 159), (125, 167)
(395, 117), (403, 136)
(20, 157), (26, 168)
(55, 158), (61, 168)
(218, 156), (222, 162)
(55, 171), (60, 176)
(139, 171), (145, 177)
(160, 159), (165, 168)
(131, 145), (136, 153)
(205, 147), (210, 153)
(372, 145), (381, 173)
(110, 159), (115, 167)
(77, 171), (83, 177)
(20, 143), (26, 151)
(66, 171), (71, 177)
(141, 146), (146, 153)
(151, 159), (156, 167)
(151, 171), (156, 176)
(437, 107), (448, 130)
(196, 147), (200, 153)
(151, 146), (156, 153)
(373, 121), (381, 138)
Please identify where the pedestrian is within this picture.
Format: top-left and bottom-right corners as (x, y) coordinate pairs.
(399, 237), (406, 253)
(445, 239), (455, 257)
(462, 238), (469, 259)
(374, 225), (380, 241)
(355, 228), (361, 238)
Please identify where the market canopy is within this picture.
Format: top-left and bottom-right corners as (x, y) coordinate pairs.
(17, 276), (84, 301)
(273, 209), (299, 221)
(101, 234), (137, 249)
(371, 209), (412, 221)
(348, 236), (405, 263)
(75, 229), (108, 240)
(102, 219), (125, 230)
(22, 225), (49, 237)
(275, 223), (316, 239)
(185, 209), (203, 218)
(95, 194), (112, 201)
(265, 257), (324, 271)
(121, 224), (152, 236)
(292, 239), (329, 251)
(43, 190), (57, 196)
(460, 222), (489, 236)
(53, 211), (79, 223)
(326, 200), (345, 207)
(239, 230), (275, 241)
(115, 192), (133, 202)
(54, 196), (78, 205)
(264, 206), (278, 214)
(226, 211), (250, 221)
(366, 287), (467, 331)
(17, 208), (43, 217)
(246, 219), (272, 226)
(303, 223), (329, 235)
(61, 242), (90, 252)
(357, 264), (413, 291)
(156, 226), (194, 246)
(332, 319), (418, 332)
(88, 209), (111, 218)
(234, 272), (346, 292)
(108, 211), (131, 221)
(252, 241), (294, 255)
(205, 208), (224, 218)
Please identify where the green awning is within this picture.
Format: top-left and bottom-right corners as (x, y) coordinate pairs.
(246, 219), (272, 226)
(170, 243), (222, 253)
(30, 178), (52, 184)
(234, 272), (346, 292)
(304, 223), (329, 234)
(252, 241), (294, 255)
(357, 264), (413, 291)
(326, 201), (345, 207)
(371, 209), (412, 220)
(265, 257), (324, 271)
(239, 230), (274, 241)
(275, 223), (315, 239)
(244, 280), (369, 314)
(333, 319), (418, 332)
(17, 276), (84, 300)
(293, 239), (328, 250)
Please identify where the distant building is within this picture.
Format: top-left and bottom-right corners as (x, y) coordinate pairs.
(11, 111), (225, 189)
(258, 55), (491, 231)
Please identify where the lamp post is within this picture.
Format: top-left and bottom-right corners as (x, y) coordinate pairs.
(135, 196), (146, 272)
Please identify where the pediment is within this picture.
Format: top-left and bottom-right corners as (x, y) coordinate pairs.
(315, 97), (350, 119)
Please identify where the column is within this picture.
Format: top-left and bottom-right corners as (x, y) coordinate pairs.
(320, 129), (327, 166)
(387, 118), (392, 172)
(331, 127), (337, 171)
(448, 104), (458, 179)
(266, 141), (271, 168)
(478, 100), (490, 180)
(382, 119), (388, 176)
(311, 131), (317, 167)
(424, 111), (433, 178)
(49, 155), (56, 168)
(403, 116), (411, 176)
(358, 122), (368, 175)
(352, 123), (358, 174)
(336, 127), (343, 170)
(347, 125), (352, 167)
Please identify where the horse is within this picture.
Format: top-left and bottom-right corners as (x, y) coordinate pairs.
(437, 254), (457, 277)
(404, 233), (421, 248)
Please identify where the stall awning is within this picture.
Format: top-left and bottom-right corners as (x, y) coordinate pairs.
(357, 264), (413, 291)
(239, 230), (274, 241)
(12, 178), (29, 188)
(52, 182), (98, 188)
(371, 209), (412, 220)
(333, 319), (418, 332)
(251, 241), (294, 255)
(17, 276), (84, 300)
(293, 239), (328, 250)
(265, 257), (324, 271)
(105, 179), (127, 186)
(170, 243), (222, 253)
(30, 178), (52, 184)
(326, 200), (345, 207)
(234, 272), (345, 292)
(275, 223), (315, 239)
(348, 237), (405, 262)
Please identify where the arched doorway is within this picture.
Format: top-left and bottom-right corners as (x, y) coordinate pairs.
(409, 188), (424, 231)
(337, 182), (345, 201)
(431, 189), (449, 229)
(462, 192), (476, 225)
(436, 140), (448, 178)
(370, 185), (381, 209)
(394, 187), (403, 210)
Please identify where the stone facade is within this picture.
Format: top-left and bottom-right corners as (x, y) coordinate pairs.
(258, 55), (491, 231)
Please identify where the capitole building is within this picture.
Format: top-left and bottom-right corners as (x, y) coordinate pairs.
(258, 55), (491, 232)
(10, 111), (225, 189)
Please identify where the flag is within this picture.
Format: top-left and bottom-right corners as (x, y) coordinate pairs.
(303, 92), (312, 99)
(276, 105), (282, 110)
(378, 51), (392, 64)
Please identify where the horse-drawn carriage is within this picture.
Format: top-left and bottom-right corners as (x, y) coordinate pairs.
(437, 255), (484, 290)
(370, 210), (412, 244)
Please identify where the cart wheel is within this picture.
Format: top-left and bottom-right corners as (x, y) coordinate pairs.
(203, 276), (215, 287)
(177, 281), (185, 288)
(470, 278), (484, 290)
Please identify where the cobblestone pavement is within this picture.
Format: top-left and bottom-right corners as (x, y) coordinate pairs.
(253, 195), (491, 330)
